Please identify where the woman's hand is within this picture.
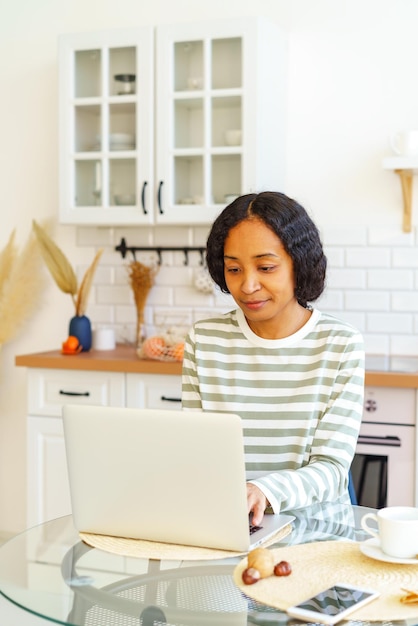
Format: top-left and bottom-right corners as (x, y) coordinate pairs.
(247, 483), (268, 526)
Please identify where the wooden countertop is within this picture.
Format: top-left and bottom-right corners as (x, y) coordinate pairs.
(15, 347), (418, 387)
(15, 344), (183, 376)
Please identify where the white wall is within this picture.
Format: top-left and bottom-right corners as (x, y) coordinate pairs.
(1, 0), (418, 533)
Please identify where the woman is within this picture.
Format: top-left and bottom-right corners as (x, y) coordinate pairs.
(182, 191), (364, 525)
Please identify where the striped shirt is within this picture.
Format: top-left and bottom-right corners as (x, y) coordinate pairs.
(182, 308), (365, 513)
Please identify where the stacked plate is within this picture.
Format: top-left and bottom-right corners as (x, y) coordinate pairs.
(93, 133), (136, 151)
(109, 133), (135, 150)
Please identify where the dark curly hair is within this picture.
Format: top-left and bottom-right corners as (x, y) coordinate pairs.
(206, 191), (327, 308)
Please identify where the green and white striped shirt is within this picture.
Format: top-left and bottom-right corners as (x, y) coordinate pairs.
(182, 308), (365, 513)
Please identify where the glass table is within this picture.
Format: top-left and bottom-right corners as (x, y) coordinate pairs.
(0, 502), (414, 625)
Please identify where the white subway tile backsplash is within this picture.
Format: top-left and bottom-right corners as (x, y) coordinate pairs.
(363, 333), (390, 355)
(327, 269), (366, 289)
(93, 265), (114, 284)
(147, 286), (174, 306)
(316, 291), (344, 310)
(393, 247), (418, 267)
(366, 313), (413, 334)
(153, 308), (192, 328)
(174, 286), (215, 307)
(75, 223), (418, 356)
(324, 247), (344, 267)
(345, 247), (391, 268)
(88, 304), (115, 325)
(392, 291), (418, 311)
(153, 226), (194, 246)
(96, 285), (132, 305)
(325, 311), (366, 332)
(367, 228), (415, 246)
(114, 305), (137, 324)
(391, 335), (418, 355)
(345, 291), (390, 311)
(77, 226), (115, 247)
(367, 269), (413, 290)
(155, 265), (193, 287)
(322, 227), (367, 246)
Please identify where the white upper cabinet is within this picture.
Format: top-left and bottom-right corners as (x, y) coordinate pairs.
(58, 27), (154, 225)
(58, 18), (286, 225)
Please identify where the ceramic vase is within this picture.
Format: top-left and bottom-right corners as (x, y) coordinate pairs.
(69, 315), (92, 352)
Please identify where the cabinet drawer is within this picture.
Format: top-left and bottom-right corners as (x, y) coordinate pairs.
(126, 373), (182, 409)
(28, 369), (125, 416)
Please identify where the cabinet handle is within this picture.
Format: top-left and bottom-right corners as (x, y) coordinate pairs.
(157, 181), (164, 214)
(160, 396), (181, 403)
(141, 181), (148, 214)
(59, 390), (90, 397)
(357, 435), (401, 447)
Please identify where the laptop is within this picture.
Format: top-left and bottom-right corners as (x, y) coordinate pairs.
(62, 405), (294, 552)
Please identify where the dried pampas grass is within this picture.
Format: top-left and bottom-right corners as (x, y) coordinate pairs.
(128, 260), (158, 344)
(32, 220), (77, 297)
(0, 229), (46, 346)
(32, 220), (103, 316)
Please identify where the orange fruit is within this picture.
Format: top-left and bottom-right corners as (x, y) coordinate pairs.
(64, 336), (79, 350)
(171, 342), (184, 362)
(142, 336), (166, 359)
(62, 335), (82, 354)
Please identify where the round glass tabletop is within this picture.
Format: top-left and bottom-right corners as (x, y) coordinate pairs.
(0, 503), (408, 626)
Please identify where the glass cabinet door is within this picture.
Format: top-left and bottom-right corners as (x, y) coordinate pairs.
(155, 17), (285, 225)
(59, 28), (153, 224)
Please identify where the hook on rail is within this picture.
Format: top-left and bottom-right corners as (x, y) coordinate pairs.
(115, 238), (206, 266)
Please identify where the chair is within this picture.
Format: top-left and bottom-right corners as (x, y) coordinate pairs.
(357, 455), (387, 509)
(348, 469), (357, 505)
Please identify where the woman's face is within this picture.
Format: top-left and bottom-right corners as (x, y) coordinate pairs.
(223, 218), (300, 337)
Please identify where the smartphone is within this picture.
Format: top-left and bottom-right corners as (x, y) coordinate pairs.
(286, 583), (380, 625)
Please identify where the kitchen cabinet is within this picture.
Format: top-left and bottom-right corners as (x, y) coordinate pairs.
(126, 373), (181, 408)
(58, 17), (286, 225)
(25, 368), (181, 527)
(58, 27), (154, 225)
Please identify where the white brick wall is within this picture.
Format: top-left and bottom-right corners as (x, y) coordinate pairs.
(77, 224), (418, 356)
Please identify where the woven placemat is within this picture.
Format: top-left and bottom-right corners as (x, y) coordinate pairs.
(80, 521), (293, 561)
(233, 540), (418, 621)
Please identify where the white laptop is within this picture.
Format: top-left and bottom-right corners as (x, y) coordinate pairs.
(62, 405), (294, 552)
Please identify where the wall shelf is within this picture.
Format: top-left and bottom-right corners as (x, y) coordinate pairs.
(383, 156), (418, 232)
(115, 237), (206, 265)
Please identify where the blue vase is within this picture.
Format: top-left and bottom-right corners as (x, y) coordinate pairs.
(69, 315), (92, 352)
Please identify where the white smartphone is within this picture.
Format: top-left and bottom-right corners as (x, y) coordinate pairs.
(286, 582), (380, 625)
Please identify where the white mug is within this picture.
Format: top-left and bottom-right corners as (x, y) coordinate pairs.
(390, 130), (418, 156)
(361, 506), (418, 559)
(92, 328), (116, 351)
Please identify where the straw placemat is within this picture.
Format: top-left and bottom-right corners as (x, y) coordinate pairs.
(79, 521), (293, 561)
(233, 540), (418, 621)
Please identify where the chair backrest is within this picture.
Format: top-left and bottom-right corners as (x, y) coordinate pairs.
(348, 469), (357, 505)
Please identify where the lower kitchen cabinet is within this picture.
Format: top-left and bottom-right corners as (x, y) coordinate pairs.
(26, 368), (181, 527)
(126, 372), (182, 408)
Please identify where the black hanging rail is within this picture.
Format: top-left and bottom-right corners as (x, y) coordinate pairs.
(115, 237), (206, 265)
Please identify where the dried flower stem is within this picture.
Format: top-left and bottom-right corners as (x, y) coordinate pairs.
(32, 220), (103, 316)
(128, 260), (158, 342)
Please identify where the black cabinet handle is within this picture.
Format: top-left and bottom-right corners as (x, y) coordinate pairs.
(161, 396), (181, 403)
(59, 390), (90, 397)
(357, 435), (401, 447)
(141, 181), (148, 214)
(157, 181), (164, 214)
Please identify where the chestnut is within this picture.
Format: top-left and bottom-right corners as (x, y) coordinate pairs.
(274, 560), (292, 576)
(242, 567), (261, 585)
